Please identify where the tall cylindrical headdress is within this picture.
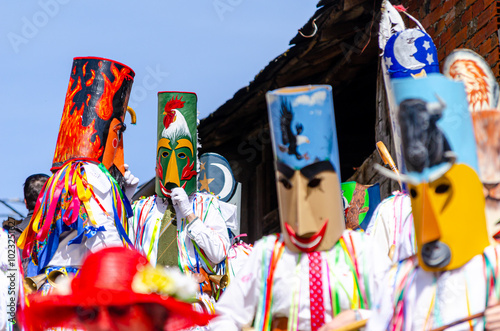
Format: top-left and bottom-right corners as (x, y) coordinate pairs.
(52, 57), (135, 174)
(379, 2), (440, 173)
(156, 92), (198, 198)
(266, 85), (345, 253)
(392, 74), (489, 271)
(267, 85), (341, 175)
(443, 48), (500, 240)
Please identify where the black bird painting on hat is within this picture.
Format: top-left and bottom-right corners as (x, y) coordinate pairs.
(278, 99), (310, 160)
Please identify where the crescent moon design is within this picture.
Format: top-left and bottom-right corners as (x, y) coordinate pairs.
(393, 30), (426, 70)
(213, 163), (234, 200)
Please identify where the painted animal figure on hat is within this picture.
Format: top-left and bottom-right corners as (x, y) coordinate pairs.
(278, 99), (310, 160)
(156, 93), (198, 198)
(398, 97), (452, 173)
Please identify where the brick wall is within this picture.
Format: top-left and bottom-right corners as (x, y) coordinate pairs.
(398, 0), (500, 77)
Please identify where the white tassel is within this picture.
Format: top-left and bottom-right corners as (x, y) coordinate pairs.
(379, 0), (406, 54)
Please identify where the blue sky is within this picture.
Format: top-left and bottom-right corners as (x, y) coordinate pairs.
(0, 1), (319, 218)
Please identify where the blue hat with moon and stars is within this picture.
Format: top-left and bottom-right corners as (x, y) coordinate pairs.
(198, 152), (237, 202)
(265, 85), (341, 179)
(384, 28), (439, 79)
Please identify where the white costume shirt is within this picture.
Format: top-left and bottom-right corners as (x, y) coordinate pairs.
(48, 163), (125, 268)
(367, 244), (500, 330)
(211, 230), (391, 331)
(128, 192), (232, 271)
(365, 191), (415, 263)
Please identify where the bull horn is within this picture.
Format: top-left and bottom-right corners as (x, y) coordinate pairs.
(427, 152), (457, 183)
(24, 274), (47, 293)
(374, 163), (419, 185)
(208, 274), (229, 289)
(126, 106), (137, 125)
(47, 269), (67, 288)
(444, 151), (457, 164)
(427, 94), (446, 115)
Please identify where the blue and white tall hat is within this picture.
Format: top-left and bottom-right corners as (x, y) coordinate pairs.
(392, 74), (479, 182)
(265, 85), (341, 178)
(384, 28), (439, 79)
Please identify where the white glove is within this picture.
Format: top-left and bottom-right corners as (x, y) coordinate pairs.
(123, 164), (139, 201)
(171, 187), (193, 218)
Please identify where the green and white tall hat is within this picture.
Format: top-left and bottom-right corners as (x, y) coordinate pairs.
(156, 92), (198, 198)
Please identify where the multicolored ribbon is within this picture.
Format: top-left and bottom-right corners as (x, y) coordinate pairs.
(255, 234), (285, 331)
(17, 159), (133, 273)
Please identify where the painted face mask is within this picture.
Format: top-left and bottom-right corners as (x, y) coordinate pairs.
(52, 57), (135, 174)
(391, 74), (489, 272)
(443, 49), (500, 240)
(266, 85), (345, 253)
(156, 92), (198, 198)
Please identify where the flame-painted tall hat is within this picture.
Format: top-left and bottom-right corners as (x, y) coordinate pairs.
(386, 74), (489, 272)
(156, 92), (198, 198)
(52, 57), (135, 174)
(266, 85), (345, 253)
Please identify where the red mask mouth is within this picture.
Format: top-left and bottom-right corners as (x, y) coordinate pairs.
(159, 180), (187, 197)
(284, 220), (328, 253)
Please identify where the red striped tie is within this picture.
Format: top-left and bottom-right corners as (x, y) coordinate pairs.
(308, 251), (325, 331)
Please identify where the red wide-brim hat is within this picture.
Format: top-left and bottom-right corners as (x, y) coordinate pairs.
(21, 247), (214, 331)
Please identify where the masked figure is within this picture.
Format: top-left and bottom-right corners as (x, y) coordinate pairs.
(17, 57), (139, 292)
(367, 74), (500, 330)
(127, 92), (235, 316)
(364, 1), (438, 263)
(443, 48), (500, 242)
(212, 85), (391, 331)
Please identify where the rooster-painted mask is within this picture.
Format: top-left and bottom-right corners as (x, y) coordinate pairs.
(388, 74), (490, 272)
(156, 92), (198, 198)
(52, 57), (135, 174)
(266, 85), (345, 253)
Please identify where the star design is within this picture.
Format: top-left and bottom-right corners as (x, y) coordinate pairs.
(385, 56), (393, 68)
(426, 53), (434, 65)
(200, 162), (206, 171)
(422, 40), (431, 50)
(199, 173), (214, 192)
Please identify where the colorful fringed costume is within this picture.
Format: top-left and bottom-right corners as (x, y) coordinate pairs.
(365, 191), (415, 263)
(18, 160), (133, 274)
(213, 231), (389, 331)
(368, 247), (500, 330)
(128, 192), (235, 313)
